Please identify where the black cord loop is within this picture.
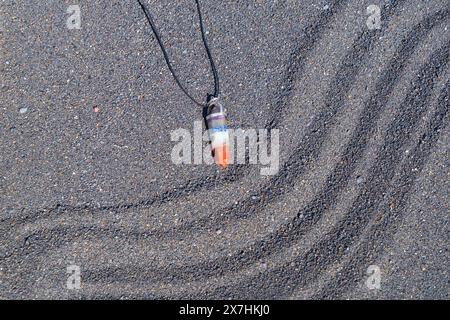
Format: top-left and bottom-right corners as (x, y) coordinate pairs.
(137, 0), (220, 107)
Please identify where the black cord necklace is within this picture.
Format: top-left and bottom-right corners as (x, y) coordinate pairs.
(137, 0), (220, 106)
(137, 0), (230, 168)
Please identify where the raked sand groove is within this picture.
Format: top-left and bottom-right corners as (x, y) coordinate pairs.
(1, 0), (448, 299)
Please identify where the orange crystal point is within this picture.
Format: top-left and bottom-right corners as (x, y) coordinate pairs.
(214, 144), (230, 169)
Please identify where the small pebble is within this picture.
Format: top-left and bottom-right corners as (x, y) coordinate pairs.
(19, 107), (28, 114)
